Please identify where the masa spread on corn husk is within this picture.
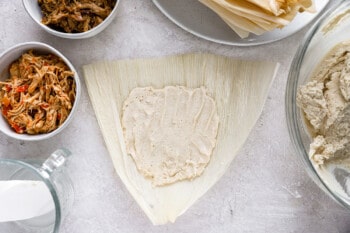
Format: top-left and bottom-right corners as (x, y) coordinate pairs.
(83, 53), (278, 225)
(297, 41), (350, 165)
(122, 86), (219, 186)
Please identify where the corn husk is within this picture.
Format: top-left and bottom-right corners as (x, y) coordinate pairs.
(245, 0), (314, 16)
(199, 0), (315, 38)
(83, 54), (279, 225)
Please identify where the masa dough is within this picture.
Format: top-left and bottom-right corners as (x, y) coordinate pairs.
(122, 86), (219, 186)
(297, 41), (350, 165)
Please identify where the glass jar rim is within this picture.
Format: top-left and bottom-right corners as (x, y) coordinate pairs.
(0, 158), (61, 233)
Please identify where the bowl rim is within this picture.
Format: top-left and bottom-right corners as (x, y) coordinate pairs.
(22, 0), (120, 39)
(0, 41), (81, 141)
(286, 0), (350, 210)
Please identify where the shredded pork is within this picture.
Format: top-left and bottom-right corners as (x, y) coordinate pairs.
(38, 0), (116, 33)
(0, 50), (76, 134)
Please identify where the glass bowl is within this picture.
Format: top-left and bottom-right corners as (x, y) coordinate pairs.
(286, 0), (350, 210)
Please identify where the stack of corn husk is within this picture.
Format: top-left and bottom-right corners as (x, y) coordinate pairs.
(199, 0), (315, 38)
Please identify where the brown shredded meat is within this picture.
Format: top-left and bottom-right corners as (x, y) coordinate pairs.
(0, 50), (76, 134)
(38, 0), (116, 33)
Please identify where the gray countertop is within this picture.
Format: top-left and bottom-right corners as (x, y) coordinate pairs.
(1, 1), (350, 232)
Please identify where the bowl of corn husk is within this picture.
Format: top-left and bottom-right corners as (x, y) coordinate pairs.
(153, 0), (329, 45)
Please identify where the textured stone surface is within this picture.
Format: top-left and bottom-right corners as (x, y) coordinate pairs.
(0, 1), (350, 233)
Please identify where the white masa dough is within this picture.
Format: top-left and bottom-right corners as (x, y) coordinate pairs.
(297, 41), (350, 165)
(122, 86), (219, 186)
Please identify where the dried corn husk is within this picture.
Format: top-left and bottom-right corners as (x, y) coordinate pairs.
(245, 0), (314, 16)
(83, 54), (279, 225)
(199, 0), (315, 38)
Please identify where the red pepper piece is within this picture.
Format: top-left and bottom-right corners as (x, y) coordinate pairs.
(5, 85), (12, 92)
(10, 122), (24, 134)
(15, 85), (29, 93)
(40, 103), (50, 109)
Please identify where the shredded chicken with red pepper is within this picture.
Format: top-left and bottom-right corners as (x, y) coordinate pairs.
(0, 50), (76, 134)
(39, 0), (116, 33)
